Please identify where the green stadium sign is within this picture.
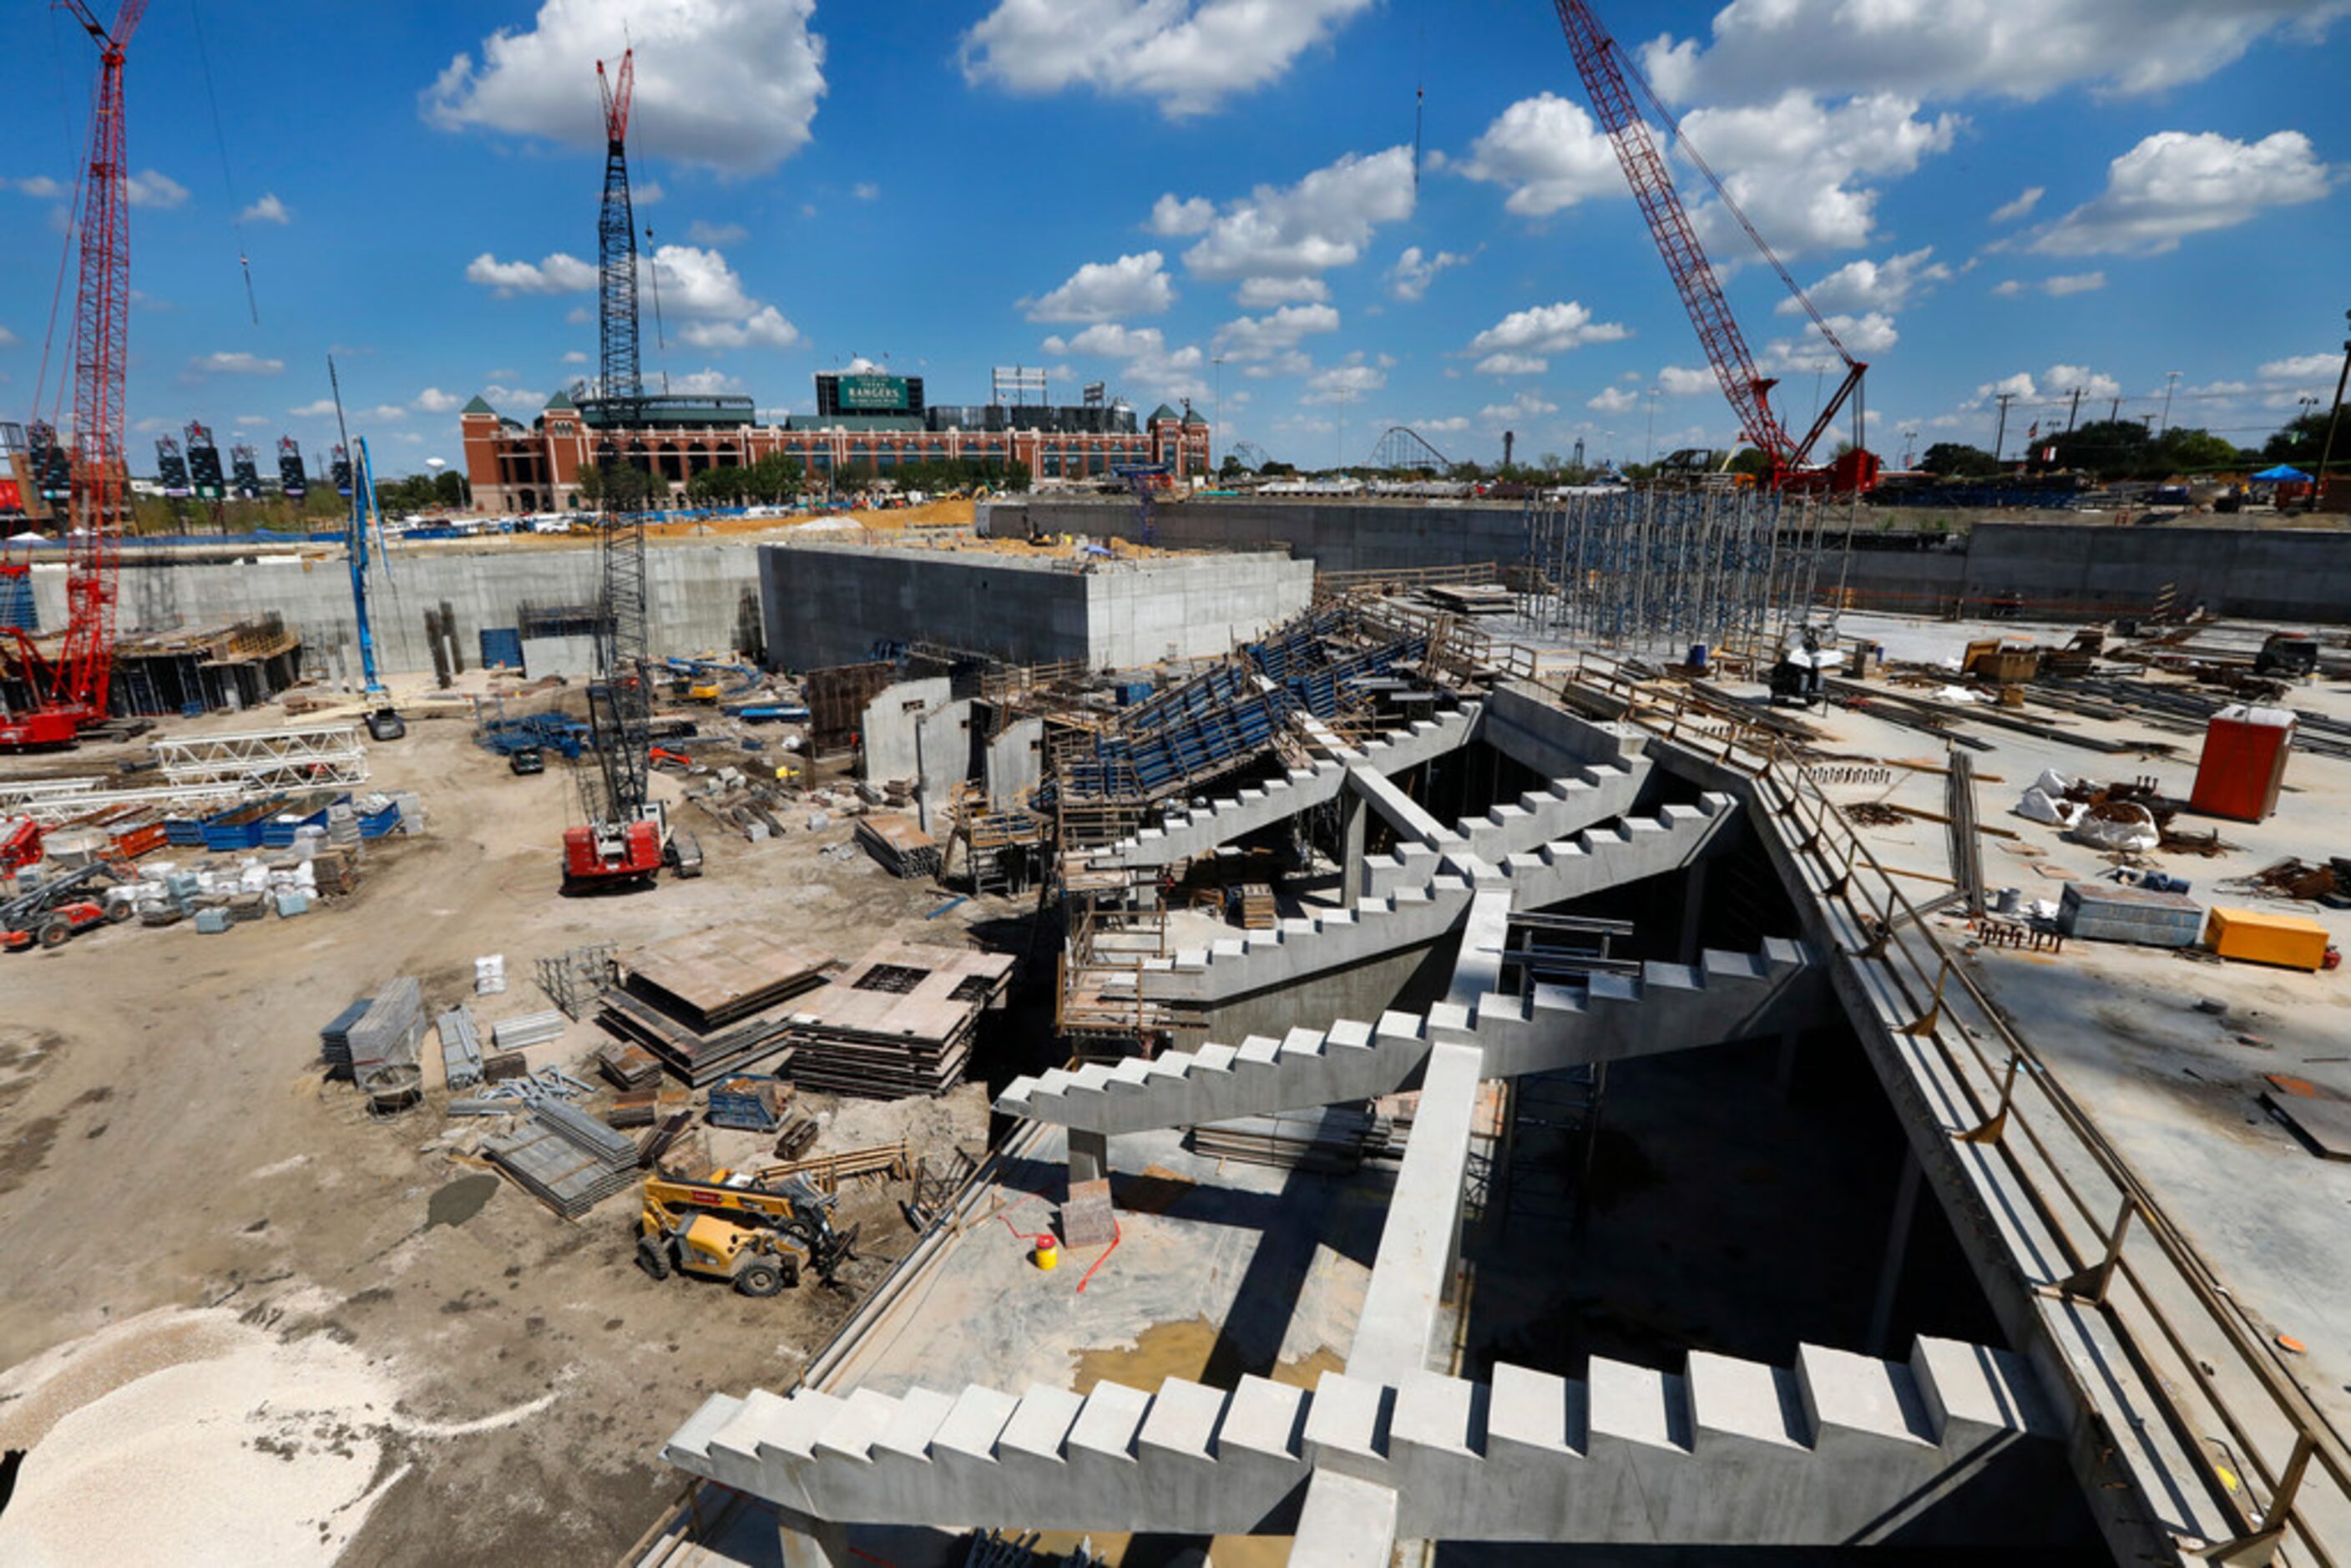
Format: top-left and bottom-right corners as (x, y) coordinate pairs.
(837, 373), (909, 412)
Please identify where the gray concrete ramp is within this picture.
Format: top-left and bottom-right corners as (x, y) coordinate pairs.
(662, 1334), (2065, 1546)
(995, 937), (1819, 1136)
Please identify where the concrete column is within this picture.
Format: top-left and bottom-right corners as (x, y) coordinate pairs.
(777, 1505), (848, 1568)
(1678, 857), (1710, 964)
(1067, 1127), (1109, 1186)
(1867, 1147), (1924, 1356)
(1340, 789), (1368, 898)
(1291, 1468), (1401, 1567)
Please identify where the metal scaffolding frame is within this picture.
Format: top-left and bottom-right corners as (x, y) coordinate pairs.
(1519, 486), (1839, 657)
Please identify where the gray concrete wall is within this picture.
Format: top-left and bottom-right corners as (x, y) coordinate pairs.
(860, 678), (953, 788)
(757, 543), (1313, 672)
(1000, 499), (2351, 624)
(28, 541), (761, 680)
(986, 717), (1045, 807)
(762, 545), (1093, 670)
(1772, 522), (2351, 623)
(1001, 498), (1532, 577)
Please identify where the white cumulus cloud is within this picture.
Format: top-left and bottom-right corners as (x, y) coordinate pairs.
(1175, 146), (1415, 282)
(1235, 276), (1330, 308)
(190, 351), (284, 377)
(240, 193), (291, 225)
(1639, 0), (2351, 105)
(1474, 353), (1550, 377)
(1991, 271), (2107, 298)
(424, 0), (827, 174)
(1213, 304), (1339, 362)
(2028, 129), (2333, 256)
(1467, 301), (1630, 359)
(413, 387), (463, 413)
(679, 304), (801, 350)
(1990, 185), (2045, 224)
(466, 251), (598, 296)
(1679, 92), (1961, 261)
(1149, 194), (1216, 235)
(1388, 245), (1467, 302)
(1455, 93), (1622, 217)
(1587, 387), (1641, 414)
(1023, 251), (1176, 323)
(961, 0), (1373, 118)
(126, 169), (189, 209)
(1781, 247), (1951, 316)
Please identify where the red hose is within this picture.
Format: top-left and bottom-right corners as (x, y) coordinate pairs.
(1074, 1217), (1123, 1293)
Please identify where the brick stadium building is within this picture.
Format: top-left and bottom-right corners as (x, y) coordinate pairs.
(459, 371), (1211, 514)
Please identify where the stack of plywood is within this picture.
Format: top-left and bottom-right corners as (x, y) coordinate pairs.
(781, 941), (1014, 1099)
(599, 928), (833, 1085)
(856, 814), (941, 879)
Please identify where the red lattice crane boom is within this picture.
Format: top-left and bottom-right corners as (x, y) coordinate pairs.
(1550, 0), (1875, 493)
(3, 0), (146, 747)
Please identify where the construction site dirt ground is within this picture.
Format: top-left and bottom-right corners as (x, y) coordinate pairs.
(0, 701), (1009, 1565)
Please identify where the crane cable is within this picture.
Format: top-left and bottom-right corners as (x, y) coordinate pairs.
(1606, 34), (1853, 366)
(188, 0), (260, 326)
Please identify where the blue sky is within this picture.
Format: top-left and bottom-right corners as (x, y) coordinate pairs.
(4, 0), (2348, 477)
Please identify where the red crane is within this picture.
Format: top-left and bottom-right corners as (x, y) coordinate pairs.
(1550, 0), (1877, 493)
(3, 0), (145, 748)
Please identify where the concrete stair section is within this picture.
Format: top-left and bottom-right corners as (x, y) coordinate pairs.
(1148, 795), (1737, 1008)
(1094, 705), (1478, 872)
(995, 938), (1817, 1136)
(661, 1336), (2060, 1545)
(1363, 789), (1737, 907)
(1453, 756), (1651, 870)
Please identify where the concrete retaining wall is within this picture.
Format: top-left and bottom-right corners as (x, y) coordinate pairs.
(757, 543), (1313, 671)
(1003, 499), (2351, 624)
(28, 541), (761, 681)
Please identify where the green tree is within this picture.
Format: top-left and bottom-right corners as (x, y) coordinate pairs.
(2263, 409), (2331, 463)
(743, 453), (805, 503)
(1920, 443), (2001, 478)
(1724, 447), (1772, 479)
(1219, 453), (1246, 478)
(433, 470), (470, 508)
(2156, 427), (2250, 473)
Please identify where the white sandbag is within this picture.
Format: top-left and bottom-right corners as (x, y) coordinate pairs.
(2068, 803), (2160, 853)
(2016, 787), (2085, 828)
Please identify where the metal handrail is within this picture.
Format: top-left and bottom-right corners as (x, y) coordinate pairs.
(1532, 651), (2349, 1561)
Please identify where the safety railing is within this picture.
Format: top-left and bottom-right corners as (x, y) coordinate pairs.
(1530, 654), (2348, 1564)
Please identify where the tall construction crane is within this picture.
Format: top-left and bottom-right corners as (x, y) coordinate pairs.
(1550, 1), (1877, 493)
(1, 1), (147, 748)
(564, 47), (693, 892)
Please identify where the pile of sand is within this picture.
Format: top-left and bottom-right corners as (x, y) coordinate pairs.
(0, 1301), (554, 1565)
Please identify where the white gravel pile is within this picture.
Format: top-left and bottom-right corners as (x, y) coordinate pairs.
(0, 1305), (405, 1565)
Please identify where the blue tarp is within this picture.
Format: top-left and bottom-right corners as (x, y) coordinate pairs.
(2252, 464), (2312, 483)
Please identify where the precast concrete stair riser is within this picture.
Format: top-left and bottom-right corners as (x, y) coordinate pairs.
(1094, 706), (1479, 872)
(1381, 756), (1655, 888)
(1140, 792), (1739, 1008)
(661, 1337), (2060, 1544)
(995, 936), (1816, 1136)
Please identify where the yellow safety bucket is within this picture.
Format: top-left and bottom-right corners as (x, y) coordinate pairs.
(1034, 1236), (1060, 1271)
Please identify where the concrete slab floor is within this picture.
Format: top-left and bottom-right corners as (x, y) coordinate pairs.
(1784, 661), (2351, 1445)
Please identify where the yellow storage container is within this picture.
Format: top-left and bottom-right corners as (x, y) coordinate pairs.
(2204, 907), (2332, 971)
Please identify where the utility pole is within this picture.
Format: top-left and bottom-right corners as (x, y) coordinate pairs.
(2065, 387), (2082, 433)
(2317, 308), (2351, 512)
(1211, 355), (1224, 471)
(2160, 370), (2181, 435)
(1902, 427), (1919, 468)
(1991, 392), (2015, 463)
(2107, 397), (2121, 423)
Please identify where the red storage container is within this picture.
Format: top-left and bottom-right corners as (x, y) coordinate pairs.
(2189, 705), (2293, 822)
